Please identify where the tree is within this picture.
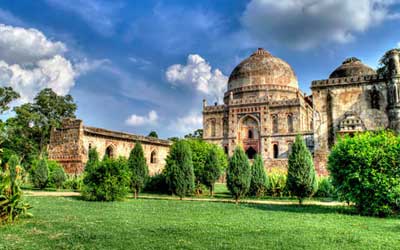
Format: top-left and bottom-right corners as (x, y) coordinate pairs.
(31, 158), (49, 189)
(3, 88), (77, 163)
(226, 146), (251, 204)
(85, 147), (99, 173)
(329, 131), (400, 216)
(377, 48), (400, 76)
(148, 131), (158, 138)
(184, 129), (203, 139)
(128, 142), (149, 199)
(185, 139), (210, 192)
(286, 135), (317, 204)
(203, 146), (222, 196)
(50, 167), (67, 189)
(165, 140), (195, 199)
(249, 154), (268, 197)
(0, 86), (19, 115)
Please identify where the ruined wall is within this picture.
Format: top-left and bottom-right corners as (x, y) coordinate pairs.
(49, 119), (171, 175)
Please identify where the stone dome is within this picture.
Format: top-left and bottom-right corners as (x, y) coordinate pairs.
(228, 48), (299, 91)
(329, 57), (376, 78)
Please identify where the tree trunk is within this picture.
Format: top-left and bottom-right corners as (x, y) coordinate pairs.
(210, 185), (214, 197)
(134, 189), (138, 199)
(235, 197), (239, 205)
(299, 198), (303, 205)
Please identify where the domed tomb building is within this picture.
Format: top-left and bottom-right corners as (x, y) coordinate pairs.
(202, 48), (314, 171)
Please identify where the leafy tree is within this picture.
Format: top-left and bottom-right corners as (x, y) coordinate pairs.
(85, 147), (99, 173)
(0, 155), (31, 223)
(184, 129), (203, 139)
(148, 131), (158, 138)
(167, 137), (180, 143)
(0, 86), (19, 115)
(31, 158), (49, 189)
(226, 146), (251, 203)
(203, 146), (222, 196)
(329, 131), (400, 216)
(185, 139), (210, 191)
(128, 142), (149, 199)
(3, 88), (77, 162)
(50, 167), (67, 189)
(82, 157), (130, 201)
(165, 140), (195, 199)
(249, 154), (268, 197)
(286, 135), (317, 204)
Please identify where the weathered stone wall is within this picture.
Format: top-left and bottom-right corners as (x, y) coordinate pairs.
(49, 119), (171, 175)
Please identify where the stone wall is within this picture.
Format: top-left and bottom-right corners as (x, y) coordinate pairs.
(48, 119), (172, 175)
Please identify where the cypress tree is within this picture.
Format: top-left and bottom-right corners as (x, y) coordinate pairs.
(226, 146), (251, 204)
(286, 135), (318, 204)
(165, 140), (195, 199)
(203, 146), (222, 196)
(85, 147), (99, 172)
(249, 154), (269, 197)
(32, 159), (49, 189)
(128, 142), (149, 199)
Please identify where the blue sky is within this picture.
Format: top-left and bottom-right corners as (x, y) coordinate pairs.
(0, 0), (399, 138)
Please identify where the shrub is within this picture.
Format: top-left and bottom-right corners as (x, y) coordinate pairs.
(143, 173), (169, 194)
(30, 158), (49, 189)
(63, 176), (83, 191)
(165, 140), (195, 199)
(315, 177), (336, 198)
(81, 157), (130, 201)
(203, 146), (222, 196)
(50, 167), (67, 189)
(0, 155), (32, 223)
(267, 169), (287, 197)
(286, 135), (318, 204)
(329, 131), (400, 216)
(128, 142), (149, 199)
(226, 146), (251, 203)
(86, 147), (99, 173)
(249, 154), (268, 197)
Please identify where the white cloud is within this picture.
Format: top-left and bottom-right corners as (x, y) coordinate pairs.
(0, 24), (92, 103)
(166, 54), (227, 102)
(169, 112), (203, 134)
(74, 58), (111, 75)
(126, 110), (158, 126)
(242, 0), (400, 49)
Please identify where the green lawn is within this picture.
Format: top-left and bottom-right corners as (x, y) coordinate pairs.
(1, 196), (399, 250)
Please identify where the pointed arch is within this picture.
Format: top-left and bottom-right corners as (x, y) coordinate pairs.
(150, 150), (157, 164)
(105, 144), (115, 159)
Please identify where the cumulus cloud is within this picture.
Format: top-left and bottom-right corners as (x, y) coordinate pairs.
(168, 112), (202, 134)
(126, 110), (158, 126)
(242, 0), (400, 49)
(166, 54), (227, 102)
(74, 58), (111, 75)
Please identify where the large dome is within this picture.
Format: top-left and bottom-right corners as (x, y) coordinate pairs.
(329, 57), (376, 78)
(228, 48), (298, 91)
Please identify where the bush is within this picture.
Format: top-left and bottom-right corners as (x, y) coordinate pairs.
(286, 135), (318, 204)
(128, 142), (149, 199)
(30, 158), (49, 189)
(249, 154), (268, 197)
(0, 155), (32, 223)
(50, 167), (67, 189)
(329, 131), (400, 216)
(315, 177), (336, 198)
(267, 169), (287, 197)
(81, 157), (130, 201)
(165, 140), (195, 199)
(63, 176), (83, 191)
(143, 173), (169, 194)
(226, 146), (251, 203)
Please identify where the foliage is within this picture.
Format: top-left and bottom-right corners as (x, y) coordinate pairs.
(148, 131), (158, 138)
(86, 147), (99, 173)
(82, 157), (130, 201)
(0, 155), (31, 223)
(314, 177), (336, 198)
(63, 176), (83, 191)
(328, 131), (400, 216)
(267, 169), (287, 197)
(3, 88), (77, 163)
(249, 154), (268, 197)
(286, 135), (318, 204)
(0, 87), (19, 116)
(164, 140), (195, 199)
(128, 142), (149, 198)
(49, 166), (67, 189)
(143, 173), (169, 194)
(184, 129), (203, 139)
(202, 146), (222, 196)
(377, 48), (400, 76)
(226, 146), (251, 203)
(30, 158), (49, 189)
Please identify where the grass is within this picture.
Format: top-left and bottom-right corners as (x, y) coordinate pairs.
(1, 195), (399, 250)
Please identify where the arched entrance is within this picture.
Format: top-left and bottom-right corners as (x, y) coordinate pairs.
(105, 145), (115, 159)
(245, 147), (257, 159)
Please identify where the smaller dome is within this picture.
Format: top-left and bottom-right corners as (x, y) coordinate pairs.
(329, 57), (376, 78)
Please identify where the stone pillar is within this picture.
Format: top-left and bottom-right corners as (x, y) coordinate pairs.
(387, 50), (400, 132)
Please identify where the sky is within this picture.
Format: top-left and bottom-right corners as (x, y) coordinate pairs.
(0, 0), (399, 139)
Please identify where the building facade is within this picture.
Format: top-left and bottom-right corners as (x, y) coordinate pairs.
(203, 48), (400, 175)
(48, 118), (171, 175)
